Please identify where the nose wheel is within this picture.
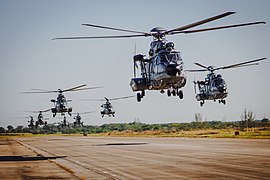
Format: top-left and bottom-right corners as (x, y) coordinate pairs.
(136, 90), (145, 102)
(200, 101), (205, 107)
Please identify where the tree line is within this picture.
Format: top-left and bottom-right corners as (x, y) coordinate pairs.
(1, 117), (269, 134)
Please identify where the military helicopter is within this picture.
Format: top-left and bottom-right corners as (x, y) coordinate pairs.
(59, 116), (69, 128)
(187, 57), (266, 106)
(83, 96), (134, 117)
(22, 84), (102, 117)
(72, 111), (95, 126)
(28, 116), (35, 129)
(26, 109), (50, 127)
(53, 115), (71, 128)
(17, 116), (35, 129)
(53, 12), (265, 102)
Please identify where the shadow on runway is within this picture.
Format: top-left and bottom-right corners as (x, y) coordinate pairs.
(0, 155), (66, 162)
(94, 142), (148, 146)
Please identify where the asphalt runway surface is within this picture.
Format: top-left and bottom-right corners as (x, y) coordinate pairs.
(1, 136), (270, 179)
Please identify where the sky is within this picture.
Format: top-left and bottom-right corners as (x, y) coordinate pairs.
(0, 0), (269, 128)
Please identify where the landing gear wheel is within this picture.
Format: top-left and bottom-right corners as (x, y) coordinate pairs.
(222, 99), (226, 105)
(172, 89), (176, 96)
(200, 101), (204, 107)
(141, 90), (145, 97)
(167, 90), (171, 97)
(178, 90), (183, 99)
(137, 93), (141, 102)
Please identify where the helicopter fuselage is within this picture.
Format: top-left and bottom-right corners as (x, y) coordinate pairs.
(51, 93), (72, 117)
(101, 102), (115, 117)
(130, 39), (186, 102)
(195, 73), (227, 106)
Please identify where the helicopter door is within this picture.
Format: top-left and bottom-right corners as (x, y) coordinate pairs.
(156, 54), (168, 74)
(148, 58), (155, 74)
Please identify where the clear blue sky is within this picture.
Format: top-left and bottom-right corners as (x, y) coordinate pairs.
(0, 0), (269, 127)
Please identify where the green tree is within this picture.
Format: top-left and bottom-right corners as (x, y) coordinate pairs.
(261, 117), (270, 127)
(7, 125), (14, 133)
(15, 126), (24, 133)
(0, 127), (6, 133)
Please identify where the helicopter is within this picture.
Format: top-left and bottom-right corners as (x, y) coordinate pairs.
(72, 111), (95, 126)
(21, 84), (102, 117)
(15, 115), (47, 129)
(82, 96), (134, 117)
(28, 116), (35, 129)
(25, 109), (51, 127)
(58, 116), (69, 128)
(53, 12), (265, 102)
(187, 57), (266, 106)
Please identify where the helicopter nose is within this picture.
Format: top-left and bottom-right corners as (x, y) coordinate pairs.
(218, 86), (226, 92)
(166, 64), (180, 76)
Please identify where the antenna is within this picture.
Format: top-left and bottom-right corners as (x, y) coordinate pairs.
(133, 43), (137, 77)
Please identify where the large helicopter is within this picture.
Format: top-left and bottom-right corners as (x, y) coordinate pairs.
(72, 111), (95, 126)
(53, 12), (265, 102)
(187, 57), (266, 106)
(22, 84), (102, 117)
(83, 96), (134, 117)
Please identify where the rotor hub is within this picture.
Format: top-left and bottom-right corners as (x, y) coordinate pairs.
(150, 27), (166, 34)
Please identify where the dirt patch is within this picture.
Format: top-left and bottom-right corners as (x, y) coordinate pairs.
(0, 138), (77, 179)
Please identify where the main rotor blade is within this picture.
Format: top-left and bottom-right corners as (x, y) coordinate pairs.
(68, 86), (103, 92)
(80, 111), (95, 115)
(109, 95), (135, 101)
(194, 62), (209, 70)
(218, 63), (259, 70)
(166, 12), (235, 33)
(63, 84), (87, 92)
(185, 69), (208, 72)
(80, 99), (104, 101)
(73, 111), (95, 115)
(25, 109), (51, 113)
(173, 21), (266, 34)
(31, 88), (56, 92)
(52, 34), (147, 40)
(82, 23), (151, 35)
(214, 57), (266, 71)
(21, 90), (57, 94)
(14, 116), (32, 119)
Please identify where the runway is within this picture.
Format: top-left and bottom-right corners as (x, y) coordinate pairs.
(2, 136), (270, 179)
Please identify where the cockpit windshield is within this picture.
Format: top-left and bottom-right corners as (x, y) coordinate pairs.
(159, 52), (182, 64)
(213, 77), (225, 87)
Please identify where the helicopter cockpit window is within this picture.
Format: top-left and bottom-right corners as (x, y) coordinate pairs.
(159, 54), (168, 63)
(167, 53), (182, 63)
(158, 52), (182, 64)
(213, 77), (225, 87)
